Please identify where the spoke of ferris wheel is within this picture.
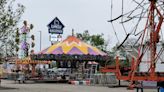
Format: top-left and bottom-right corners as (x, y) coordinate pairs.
(121, 9), (145, 35)
(109, 0), (122, 22)
(108, 4), (145, 23)
(158, 49), (164, 63)
(117, 33), (130, 49)
(109, 0), (145, 22)
(127, 8), (148, 18)
(126, 6), (148, 18)
(132, 9), (147, 35)
(133, 11), (162, 36)
(120, 17), (133, 24)
(121, 2), (148, 24)
(134, 27), (149, 36)
(121, 8), (146, 36)
(147, 48), (164, 72)
(120, 0), (164, 45)
(123, 8), (147, 18)
(108, 15), (123, 22)
(155, 48), (164, 63)
(110, 0), (120, 43)
(126, 7), (161, 36)
(132, 45), (149, 72)
(133, 33), (143, 46)
(111, 23), (120, 44)
(123, 0), (145, 17)
(110, 0), (145, 47)
(121, 23), (128, 35)
(133, 0), (145, 8)
(121, 0), (128, 35)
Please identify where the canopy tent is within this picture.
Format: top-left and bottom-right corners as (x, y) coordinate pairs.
(31, 36), (108, 61)
(39, 36), (106, 55)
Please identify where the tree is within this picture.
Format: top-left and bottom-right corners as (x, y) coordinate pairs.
(76, 30), (109, 52)
(90, 34), (106, 51)
(76, 30), (90, 43)
(0, 0), (25, 57)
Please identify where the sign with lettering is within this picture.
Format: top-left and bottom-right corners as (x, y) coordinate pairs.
(47, 17), (64, 34)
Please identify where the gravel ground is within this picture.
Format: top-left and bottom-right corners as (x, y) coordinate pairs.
(0, 80), (159, 92)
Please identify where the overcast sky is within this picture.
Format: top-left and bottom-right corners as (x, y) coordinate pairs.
(15, 0), (150, 53)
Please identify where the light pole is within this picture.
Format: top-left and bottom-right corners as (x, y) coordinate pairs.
(38, 31), (42, 51)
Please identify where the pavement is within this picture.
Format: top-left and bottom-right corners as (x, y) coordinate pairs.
(0, 80), (159, 92)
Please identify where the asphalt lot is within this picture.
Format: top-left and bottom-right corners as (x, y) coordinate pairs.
(0, 80), (158, 92)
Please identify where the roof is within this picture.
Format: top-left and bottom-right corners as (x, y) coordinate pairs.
(32, 36), (108, 61)
(38, 36), (107, 56)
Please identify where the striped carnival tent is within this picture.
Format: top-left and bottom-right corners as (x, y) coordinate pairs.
(38, 36), (106, 55)
(31, 36), (108, 61)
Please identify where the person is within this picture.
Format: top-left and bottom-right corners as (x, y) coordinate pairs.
(17, 72), (25, 84)
(61, 75), (66, 80)
(0, 75), (1, 85)
(15, 70), (19, 83)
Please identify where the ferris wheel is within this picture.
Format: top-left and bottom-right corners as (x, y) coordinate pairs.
(101, 0), (164, 88)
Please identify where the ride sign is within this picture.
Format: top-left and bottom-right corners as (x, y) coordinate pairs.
(47, 17), (64, 34)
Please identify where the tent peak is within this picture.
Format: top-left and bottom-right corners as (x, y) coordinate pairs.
(72, 29), (75, 36)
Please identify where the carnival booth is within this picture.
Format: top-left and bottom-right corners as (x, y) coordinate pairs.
(16, 57), (51, 78)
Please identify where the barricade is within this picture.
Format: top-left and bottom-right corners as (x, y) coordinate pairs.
(91, 73), (117, 85)
(70, 80), (90, 85)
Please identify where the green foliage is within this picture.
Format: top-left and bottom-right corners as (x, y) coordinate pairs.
(0, 0), (25, 57)
(76, 30), (90, 43)
(90, 34), (105, 51)
(76, 30), (109, 52)
(30, 49), (34, 54)
(15, 28), (20, 44)
(30, 24), (34, 30)
(31, 42), (35, 48)
(15, 45), (19, 52)
(31, 35), (35, 40)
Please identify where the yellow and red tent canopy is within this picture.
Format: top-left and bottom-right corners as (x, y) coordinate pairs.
(31, 36), (108, 61)
(38, 36), (107, 56)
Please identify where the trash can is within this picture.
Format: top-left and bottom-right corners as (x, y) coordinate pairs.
(160, 87), (164, 92)
(158, 81), (164, 92)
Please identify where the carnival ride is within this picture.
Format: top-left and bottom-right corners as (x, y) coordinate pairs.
(100, 0), (164, 88)
(17, 35), (108, 81)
